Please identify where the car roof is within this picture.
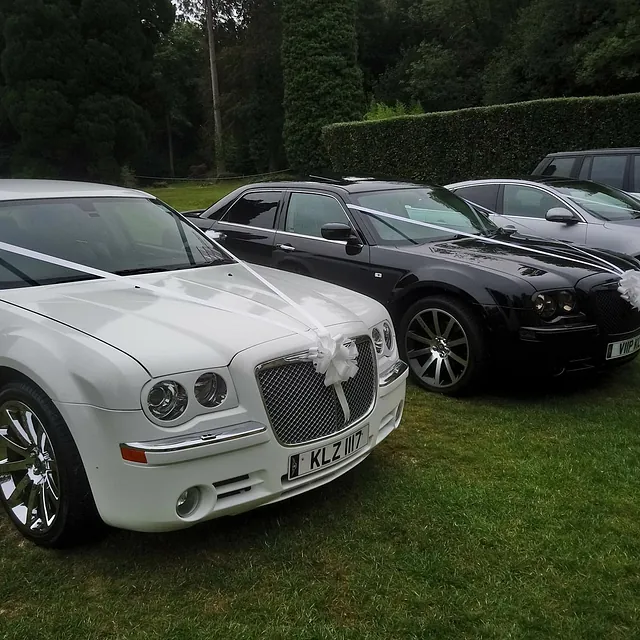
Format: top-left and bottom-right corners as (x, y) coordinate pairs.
(0, 179), (151, 202)
(228, 176), (432, 195)
(448, 176), (600, 189)
(544, 148), (640, 157)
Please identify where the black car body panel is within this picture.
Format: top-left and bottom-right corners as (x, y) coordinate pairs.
(185, 178), (640, 377)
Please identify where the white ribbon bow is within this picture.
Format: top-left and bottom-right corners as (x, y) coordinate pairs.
(308, 333), (359, 387)
(619, 271), (640, 311)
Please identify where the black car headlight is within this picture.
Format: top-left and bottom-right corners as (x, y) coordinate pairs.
(532, 290), (577, 319)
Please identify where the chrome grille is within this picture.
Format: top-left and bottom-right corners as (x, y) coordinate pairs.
(592, 284), (640, 334)
(257, 336), (377, 446)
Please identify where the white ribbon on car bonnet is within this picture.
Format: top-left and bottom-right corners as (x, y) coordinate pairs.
(347, 204), (640, 311)
(0, 239), (359, 387)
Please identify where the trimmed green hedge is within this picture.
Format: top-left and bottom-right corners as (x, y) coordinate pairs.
(322, 93), (640, 185)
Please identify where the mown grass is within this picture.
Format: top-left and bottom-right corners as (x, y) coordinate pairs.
(147, 180), (250, 212)
(2, 366), (640, 639)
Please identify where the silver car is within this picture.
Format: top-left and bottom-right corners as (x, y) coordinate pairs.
(446, 177), (640, 259)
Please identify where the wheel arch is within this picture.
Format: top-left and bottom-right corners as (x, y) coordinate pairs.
(390, 281), (488, 326)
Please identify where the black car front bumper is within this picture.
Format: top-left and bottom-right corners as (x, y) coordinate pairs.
(516, 323), (640, 373)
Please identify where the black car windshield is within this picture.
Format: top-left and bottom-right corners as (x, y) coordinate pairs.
(551, 181), (640, 221)
(0, 197), (233, 289)
(352, 187), (496, 245)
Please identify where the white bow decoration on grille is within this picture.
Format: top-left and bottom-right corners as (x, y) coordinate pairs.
(618, 270), (640, 311)
(308, 333), (359, 387)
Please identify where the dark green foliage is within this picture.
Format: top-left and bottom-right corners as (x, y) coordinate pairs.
(0, 0), (173, 181)
(281, 0), (365, 172)
(323, 92), (640, 185)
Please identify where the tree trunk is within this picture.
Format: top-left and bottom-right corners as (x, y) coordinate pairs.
(166, 112), (175, 178)
(205, 0), (226, 176)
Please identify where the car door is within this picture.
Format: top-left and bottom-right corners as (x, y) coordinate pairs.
(499, 183), (588, 244)
(272, 191), (371, 290)
(210, 190), (281, 265)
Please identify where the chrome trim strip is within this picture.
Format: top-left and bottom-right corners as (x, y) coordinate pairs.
(379, 360), (408, 387)
(122, 421), (267, 453)
(218, 221), (276, 233)
(277, 230), (348, 245)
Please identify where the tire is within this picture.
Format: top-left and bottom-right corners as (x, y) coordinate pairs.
(0, 380), (103, 547)
(399, 295), (487, 396)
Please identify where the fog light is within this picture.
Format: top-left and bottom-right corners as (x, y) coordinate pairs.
(176, 487), (201, 518)
(395, 401), (404, 425)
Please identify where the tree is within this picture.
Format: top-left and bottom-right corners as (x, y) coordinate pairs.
(151, 20), (207, 177)
(0, 0), (174, 180)
(281, 0), (365, 172)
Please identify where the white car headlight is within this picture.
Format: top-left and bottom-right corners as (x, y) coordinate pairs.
(142, 368), (238, 427)
(147, 381), (189, 421)
(194, 372), (228, 408)
(383, 321), (394, 351)
(372, 327), (384, 354)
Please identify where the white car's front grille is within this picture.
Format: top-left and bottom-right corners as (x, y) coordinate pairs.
(256, 336), (377, 446)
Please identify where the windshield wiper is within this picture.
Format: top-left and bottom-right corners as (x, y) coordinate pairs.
(115, 267), (172, 276)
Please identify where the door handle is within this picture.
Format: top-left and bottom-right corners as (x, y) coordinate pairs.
(278, 243), (296, 252)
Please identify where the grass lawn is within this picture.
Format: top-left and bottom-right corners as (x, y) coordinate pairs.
(2, 367), (640, 639)
(147, 180), (250, 212)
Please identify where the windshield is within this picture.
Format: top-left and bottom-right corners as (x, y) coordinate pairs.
(552, 182), (640, 221)
(0, 197), (233, 290)
(352, 187), (496, 245)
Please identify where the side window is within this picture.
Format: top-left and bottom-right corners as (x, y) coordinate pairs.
(541, 157), (576, 178)
(590, 155), (628, 190)
(222, 191), (281, 229)
(284, 193), (351, 238)
(453, 185), (499, 213)
(633, 155), (640, 192)
(579, 156), (592, 180)
(503, 185), (565, 219)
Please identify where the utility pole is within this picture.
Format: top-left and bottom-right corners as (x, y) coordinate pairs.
(205, 0), (226, 176)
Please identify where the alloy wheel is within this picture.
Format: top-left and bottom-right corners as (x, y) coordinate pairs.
(405, 308), (470, 389)
(0, 400), (60, 533)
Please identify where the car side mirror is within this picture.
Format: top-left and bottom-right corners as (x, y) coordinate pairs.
(545, 207), (578, 224)
(206, 229), (226, 242)
(321, 223), (359, 244)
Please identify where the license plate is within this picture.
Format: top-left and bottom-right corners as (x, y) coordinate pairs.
(287, 426), (369, 480)
(606, 335), (640, 360)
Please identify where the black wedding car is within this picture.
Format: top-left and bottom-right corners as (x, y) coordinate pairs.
(184, 178), (640, 395)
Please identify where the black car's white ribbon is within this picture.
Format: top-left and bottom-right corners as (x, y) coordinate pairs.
(0, 240), (359, 387)
(347, 204), (640, 310)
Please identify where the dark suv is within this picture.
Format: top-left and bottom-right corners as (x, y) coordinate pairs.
(532, 148), (640, 198)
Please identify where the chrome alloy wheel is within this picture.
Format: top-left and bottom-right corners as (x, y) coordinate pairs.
(0, 401), (60, 533)
(405, 308), (470, 389)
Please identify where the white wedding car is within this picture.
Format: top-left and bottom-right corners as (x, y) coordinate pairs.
(0, 180), (407, 547)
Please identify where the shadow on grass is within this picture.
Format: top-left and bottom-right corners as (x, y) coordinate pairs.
(48, 454), (390, 572)
(464, 361), (638, 406)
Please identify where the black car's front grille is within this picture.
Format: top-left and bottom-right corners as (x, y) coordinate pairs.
(591, 284), (640, 334)
(256, 336), (377, 446)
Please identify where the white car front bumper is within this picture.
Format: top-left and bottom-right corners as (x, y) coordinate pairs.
(56, 361), (407, 533)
